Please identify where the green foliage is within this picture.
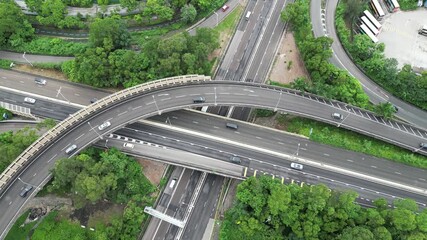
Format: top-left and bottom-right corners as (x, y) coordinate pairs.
(6, 37), (87, 56)
(5, 211), (37, 240)
(89, 18), (131, 51)
(47, 147), (155, 239)
(0, 59), (13, 69)
(336, 2), (427, 110)
(0, 0), (35, 48)
(119, 0), (138, 11)
(49, 147), (155, 204)
(281, 0), (369, 108)
(0, 128), (39, 173)
(66, 28), (218, 87)
(180, 4), (197, 23)
(33, 62), (63, 71)
(36, 118), (58, 130)
(143, 0), (174, 21)
(255, 109), (275, 118)
(374, 102), (396, 120)
(221, 177), (427, 239)
(0, 107), (12, 120)
(398, 0), (418, 10)
(278, 115), (427, 168)
(31, 211), (101, 240)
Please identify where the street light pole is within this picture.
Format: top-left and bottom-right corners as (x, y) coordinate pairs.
(56, 87), (70, 104)
(337, 113), (351, 127)
(152, 95), (161, 115)
(17, 177), (39, 190)
(104, 139), (108, 148)
(87, 121), (103, 140)
(274, 91), (282, 112)
(213, 11), (219, 26)
(22, 52), (33, 67)
(214, 87), (217, 106)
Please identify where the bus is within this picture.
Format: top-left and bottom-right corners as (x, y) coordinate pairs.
(391, 0), (400, 11)
(361, 16), (379, 35)
(360, 24), (379, 43)
(364, 10), (382, 30)
(371, 0), (385, 18)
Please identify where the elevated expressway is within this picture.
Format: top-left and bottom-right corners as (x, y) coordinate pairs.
(1, 75), (427, 238)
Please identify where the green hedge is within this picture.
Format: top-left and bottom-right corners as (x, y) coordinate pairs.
(279, 115), (427, 168)
(4, 37), (87, 56)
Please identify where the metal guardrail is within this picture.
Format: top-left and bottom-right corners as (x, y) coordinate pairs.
(0, 75), (210, 196)
(0, 101), (37, 120)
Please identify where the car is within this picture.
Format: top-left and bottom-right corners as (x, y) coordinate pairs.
(34, 78), (47, 85)
(90, 98), (98, 103)
(331, 112), (343, 120)
(169, 178), (177, 188)
(290, 162), (303, 170)
(221, 4), (229, 12)
(226, 122), (238, 130)
(123, 143), (135, 149)
(24, 97), (36, 104)
(65, 144), (77, 154)
(420, 143), (427, 150)
(193, 96), (206, 103)
(98, 121), (111, 131)
(19, 185), (33, 198)
(230, 156), (241, 164)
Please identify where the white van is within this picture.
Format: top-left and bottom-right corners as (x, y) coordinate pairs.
(245, 11), (251, 20)
(169, 178), (177, 188)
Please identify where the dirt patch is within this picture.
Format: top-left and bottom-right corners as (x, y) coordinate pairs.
(70, 200), (124, 227)
(15, 64), (68, 81)
(269, 31), (310, 85)
(137, 158), (167, 186)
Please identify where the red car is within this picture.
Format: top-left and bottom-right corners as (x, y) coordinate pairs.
(221, 5), (229, 12)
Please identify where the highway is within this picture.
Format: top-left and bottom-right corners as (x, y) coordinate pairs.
(310, 0), (427, 129)
(97, 132), (427, 207)
(1, 78), (427, 239)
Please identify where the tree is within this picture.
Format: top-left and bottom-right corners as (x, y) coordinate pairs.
(36, 0), (68, 28)
(340, 226), (374, 240)
(120, 0), (138, 11)
(374, 102), (396, 120)
(342, 0), (368, 41)
(180, 4), (197, 23)
(0, 0), (34, 47)
(89, 18), (130, 51)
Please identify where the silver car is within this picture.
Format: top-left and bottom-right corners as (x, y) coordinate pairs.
(290, 162), (303, 170)
(98, 121), (111, 130)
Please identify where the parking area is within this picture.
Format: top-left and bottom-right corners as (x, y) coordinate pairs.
(378, 8), (427, 69)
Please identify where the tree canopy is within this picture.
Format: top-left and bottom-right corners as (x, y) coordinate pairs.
(63, 27), (219, 88)
(0, 0), (34, 47)
(220, 176), (427, 240)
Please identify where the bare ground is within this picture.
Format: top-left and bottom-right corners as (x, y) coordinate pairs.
(137, 158), (167, 186)
(269, 31), (310, 85)
(14, 64), (68, 81)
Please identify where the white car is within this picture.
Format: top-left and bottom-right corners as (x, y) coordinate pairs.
(290, 162), (303, 170)
(123, 143), (134, 149)
(34, 78), (47, 85)
(24, 97), (36, 104)
(98, 121), (111, 130)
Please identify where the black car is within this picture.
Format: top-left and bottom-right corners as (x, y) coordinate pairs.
(90, 98), (98, 103)
(19, 185), (33, 198)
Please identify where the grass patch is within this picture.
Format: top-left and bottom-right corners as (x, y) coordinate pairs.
(0, 59), (13, 69)
(3, 37), (87, 56)
(214, 5), (243, 33)
(132, 22), (184, 44)
(31, 211), (95, 240)
(277, 115), (427, 168)
(5, 211), (36, 240)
